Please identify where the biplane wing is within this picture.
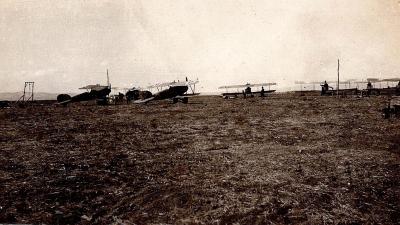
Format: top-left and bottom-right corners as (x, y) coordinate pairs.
(148, 81), (186, 88)
(56, 96), (110, 105)
(174, 95), (196, 99)
(79, 85), (98, 90)
(295, 81), (322, 85)
(148, 82), (173, 89)
(170, 81), (188, 87)
(367, 78), (380, 82)
(182, 93), (200, 96)
(381, 78), (400, 82)
(219, 84), (251, 89)
(149, 79), (199, 88)
(133, 97), (155, 104)
(294, 81), (306, 85)
(133, 94), (192, 104)
(218, 82), (276, 89)
(79, 84), (107, 89)
(254, 82), (277, 87)
(56, 99), (72, 105)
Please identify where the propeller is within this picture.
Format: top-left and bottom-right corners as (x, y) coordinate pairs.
(185, 76), (199, 94)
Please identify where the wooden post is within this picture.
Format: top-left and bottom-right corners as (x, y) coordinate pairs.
(31, 82), (34, 102)
(337, 59), (340, 97)
(22, 83), (26, 101)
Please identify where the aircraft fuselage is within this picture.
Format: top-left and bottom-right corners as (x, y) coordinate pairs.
(57, 87), (111, 105)
(72, 88), (111, 102)
(154, 85), (188, 100)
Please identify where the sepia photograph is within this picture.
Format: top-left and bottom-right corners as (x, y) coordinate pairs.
(0, 0), (399, 224)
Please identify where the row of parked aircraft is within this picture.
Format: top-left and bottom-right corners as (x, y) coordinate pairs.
(54, 70), (400, 106)
(55, 70), (279, 106)
(56, 70), (201, 106)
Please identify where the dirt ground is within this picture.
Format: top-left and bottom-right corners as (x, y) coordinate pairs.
(0, 95), (399, 225)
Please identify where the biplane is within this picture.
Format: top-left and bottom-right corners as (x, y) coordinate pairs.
(325, 79), (359, 96)
(360, 78), (400, 96)
(218, 83), (276, 98)
(294, 81), (323, 96)
(134, 77), (200, 104)
(295, 79), (361, 96)
(57, 70), (112, 106)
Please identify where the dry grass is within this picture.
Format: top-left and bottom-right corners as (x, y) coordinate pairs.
(0, 95), (399, 224)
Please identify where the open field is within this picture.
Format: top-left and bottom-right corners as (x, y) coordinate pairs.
(0, 95), (399, 224)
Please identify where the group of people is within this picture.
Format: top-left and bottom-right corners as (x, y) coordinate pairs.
(241, 86), (266, 98)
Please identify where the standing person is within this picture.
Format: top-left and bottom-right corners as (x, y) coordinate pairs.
(367, 81), (373, 89)
(367, 81), (373, 97)
(321, 81), (329, 95)
(260, 86), (265, 97)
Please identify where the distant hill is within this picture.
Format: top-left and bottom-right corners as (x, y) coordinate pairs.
(0, 92), (76, 101)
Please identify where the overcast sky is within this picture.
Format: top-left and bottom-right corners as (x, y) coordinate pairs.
(1, 0), (400, 93)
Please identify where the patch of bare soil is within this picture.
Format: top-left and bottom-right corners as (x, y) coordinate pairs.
(0, 95), (399, 224)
